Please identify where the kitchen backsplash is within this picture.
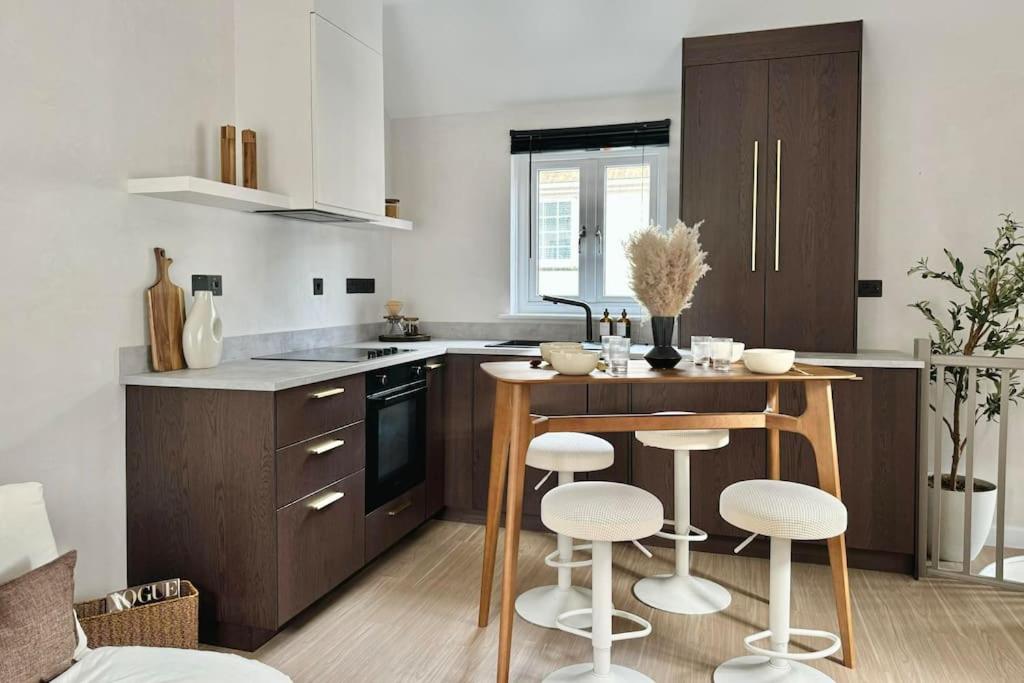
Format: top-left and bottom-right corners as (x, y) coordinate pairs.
(119, 322), (386, 376)
(418, 320), (654, 345)
(119, 318), (657, 375)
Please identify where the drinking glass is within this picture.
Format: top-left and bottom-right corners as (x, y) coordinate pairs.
(711, 337), (733, 371)
(608, 337), (631, 376)
(601, 335), (620, 361)
(691, 336), (711, 367)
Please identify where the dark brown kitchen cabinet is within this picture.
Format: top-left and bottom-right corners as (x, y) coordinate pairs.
(471, 355), (588, 523)
(424, 356), (446, 517)
(679, 59), (768, 345)
(365, 483), (426, 562)
(681, 22), (861, 352)
(443, 354), (475, 512)
(277, 470), (365, 623)
(630, 382), (768, 539)
(127, 377), (374, 651)
(764, 53), (859, 351)
(584, 383), (631, 486)
(779, 368), (919, 572)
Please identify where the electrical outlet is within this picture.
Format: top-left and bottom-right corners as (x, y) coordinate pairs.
(192, 274), (223, 296)
(346, 278), (375, 294)
(858, 279), (882, 297)
(313, 277), (324, 295)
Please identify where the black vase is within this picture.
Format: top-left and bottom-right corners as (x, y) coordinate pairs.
(644, 316), (682, 369)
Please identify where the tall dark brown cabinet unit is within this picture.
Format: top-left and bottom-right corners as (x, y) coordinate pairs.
(680, 22), (861, 352)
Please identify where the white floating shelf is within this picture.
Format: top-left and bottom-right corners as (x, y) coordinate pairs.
(125, 176), (413, 230)
(125, 176), (291, 212)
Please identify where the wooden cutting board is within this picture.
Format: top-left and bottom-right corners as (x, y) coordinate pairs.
(146, 247), (187, 371)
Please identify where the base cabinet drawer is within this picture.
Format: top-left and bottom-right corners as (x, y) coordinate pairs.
(277, 470), (365, 624)
(276, 374), (366, 448)
(276, 421), (365, 508)
(365, 484), (426, 562)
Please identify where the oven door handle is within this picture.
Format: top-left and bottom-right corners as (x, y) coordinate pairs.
(367, 383), (427, 406)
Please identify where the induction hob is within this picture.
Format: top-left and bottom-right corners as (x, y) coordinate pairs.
(253, 346), (412, 362)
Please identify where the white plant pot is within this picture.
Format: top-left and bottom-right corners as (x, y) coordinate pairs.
(927, 476), (997, 563)
(182, 291), (223, 369)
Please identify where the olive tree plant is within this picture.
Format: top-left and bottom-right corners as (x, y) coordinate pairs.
(909, 214), (1024, 491)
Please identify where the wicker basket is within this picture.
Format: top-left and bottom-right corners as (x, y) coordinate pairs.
(74, 580), (199, 649)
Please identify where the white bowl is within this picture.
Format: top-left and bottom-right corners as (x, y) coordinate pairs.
(730, 342), (745, 363)
(742, 348), (796, 374)
(549, 350), (599, 375)
(540, 342), (583, 363)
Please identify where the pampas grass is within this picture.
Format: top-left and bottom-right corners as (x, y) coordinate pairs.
(625, 220), (709, 317)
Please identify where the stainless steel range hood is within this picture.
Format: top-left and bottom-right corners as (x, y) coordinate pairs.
(255, 205), (410, 230)
(256, 209), (371, 224)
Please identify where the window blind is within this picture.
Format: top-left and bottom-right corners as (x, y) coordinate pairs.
(510, 119), (670, 154)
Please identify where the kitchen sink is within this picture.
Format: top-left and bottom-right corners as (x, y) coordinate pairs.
(485, 340), (547, 347)
(486, 340), (602, 350)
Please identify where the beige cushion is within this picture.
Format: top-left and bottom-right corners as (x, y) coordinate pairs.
(635, 412), (729, 451)
(0, 482), (89, 659)
(720, 479), (848, 541)
(541, 482), (663, 542)
(527, 432), (614, 473)
(0, 550), (78, 682)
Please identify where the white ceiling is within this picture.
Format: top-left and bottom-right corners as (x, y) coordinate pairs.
(382, 0), (697, 119)
(381, 0), (860, 119)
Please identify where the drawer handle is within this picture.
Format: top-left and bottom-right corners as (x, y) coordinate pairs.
(309, 439), (344, 456)
(425, 363), (444, 371)
(312, 387), (345, 399)
(387, 500), (413, 517)
(308, 491), (345, 511)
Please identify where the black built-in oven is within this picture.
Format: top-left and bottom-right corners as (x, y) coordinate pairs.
(365, 360), (427, 513)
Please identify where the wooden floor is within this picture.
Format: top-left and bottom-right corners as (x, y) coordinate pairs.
(242, 520), (1024, 682)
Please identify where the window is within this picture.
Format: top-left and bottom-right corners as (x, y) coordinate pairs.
(511, 147), (668, 315)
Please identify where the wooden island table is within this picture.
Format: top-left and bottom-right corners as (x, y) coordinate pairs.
(475, 359), (860, 682)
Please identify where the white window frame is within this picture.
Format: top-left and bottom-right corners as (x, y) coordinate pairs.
(510, 146), (668, 315)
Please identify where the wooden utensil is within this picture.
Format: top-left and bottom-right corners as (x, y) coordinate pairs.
(220, 125), (236, 184)
(242, 129), (257, 189)
(146, 247), (187, 372)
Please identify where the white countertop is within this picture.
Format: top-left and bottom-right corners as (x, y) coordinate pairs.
(120, 340), (922, 392)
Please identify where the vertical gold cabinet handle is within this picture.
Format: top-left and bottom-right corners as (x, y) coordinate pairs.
(750, 140), (759, 272)
(774, 139), (782, 272)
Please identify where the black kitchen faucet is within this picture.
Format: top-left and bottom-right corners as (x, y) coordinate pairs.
(541, 295), (594, 342)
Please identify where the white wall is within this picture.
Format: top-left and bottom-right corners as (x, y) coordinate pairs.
(390, 92), (679, 322)
(0, 0), (393, 598)
(389, 4), (1024, 538)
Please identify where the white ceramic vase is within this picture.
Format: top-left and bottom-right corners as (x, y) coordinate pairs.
(182, 290), (223, 369)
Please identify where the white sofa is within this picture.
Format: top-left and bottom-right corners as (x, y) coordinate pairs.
(0, 482), (290, 683)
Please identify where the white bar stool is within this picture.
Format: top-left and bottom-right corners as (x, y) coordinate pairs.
(633, 412), (732, 614)
(715, 479), (849, 683)
(515, 432), (615, 629)
(541, 481), (663, 682)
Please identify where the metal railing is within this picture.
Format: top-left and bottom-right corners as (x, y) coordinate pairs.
(915, 338), (1024, 588)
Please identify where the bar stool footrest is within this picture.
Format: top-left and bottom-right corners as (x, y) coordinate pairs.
(742, 628), (842, 662)
(544, 544), (593, 569)
(654, 519), (709, 543)
(555, 608), (652, 642)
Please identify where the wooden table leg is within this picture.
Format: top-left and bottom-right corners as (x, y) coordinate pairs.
(496, 384), (531, 683)
(802, 380), (856, 668)
(478, 381), (512, 627)
(767, 381), (781, 480)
